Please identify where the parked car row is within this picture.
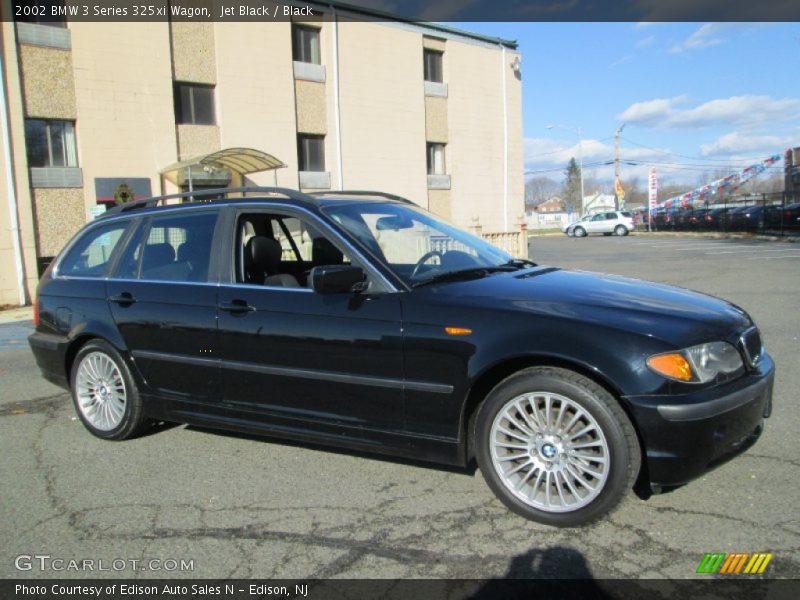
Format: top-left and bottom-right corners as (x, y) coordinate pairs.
(634, 203), (800, 233)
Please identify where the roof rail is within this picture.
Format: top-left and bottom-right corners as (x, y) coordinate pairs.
(99, 186), (316, 218)
(311, 190), (414, 204)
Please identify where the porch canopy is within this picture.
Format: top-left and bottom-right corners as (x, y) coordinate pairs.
(160, 147), (286, 188)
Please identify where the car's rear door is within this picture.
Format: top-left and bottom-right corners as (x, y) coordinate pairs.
(106, 209), (222, 402)
(215, 206), (405, 433)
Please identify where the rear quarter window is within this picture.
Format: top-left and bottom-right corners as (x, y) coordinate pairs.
(58, 221), (129, 278)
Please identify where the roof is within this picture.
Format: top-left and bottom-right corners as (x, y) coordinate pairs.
(307, 1), (518, 49)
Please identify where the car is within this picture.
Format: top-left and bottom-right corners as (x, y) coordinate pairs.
(561, 214), (591, 236)
(727, 205), (778, 232)
(565, 211), (634, 237)
(28, 186), (774, 527)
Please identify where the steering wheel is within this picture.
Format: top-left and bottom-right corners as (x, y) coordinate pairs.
(410, 250), (444, 279)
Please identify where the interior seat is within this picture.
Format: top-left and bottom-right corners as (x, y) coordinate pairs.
(141, 243), (175, 277)
(244, 236), (300, 288)
(312, 237), (344, 266)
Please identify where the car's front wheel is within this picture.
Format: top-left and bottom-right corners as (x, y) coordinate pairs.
(475, 367), (640, 526)
(573, 226), (586, 238)
(70, 339), (149, 440)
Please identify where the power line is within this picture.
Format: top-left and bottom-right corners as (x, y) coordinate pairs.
(620, 136), (782, 165)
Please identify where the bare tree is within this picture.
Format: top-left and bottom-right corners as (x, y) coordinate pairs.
(525, 176), (559, 208)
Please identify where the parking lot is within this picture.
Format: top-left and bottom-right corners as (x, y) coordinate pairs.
(1, 234), (798, 581)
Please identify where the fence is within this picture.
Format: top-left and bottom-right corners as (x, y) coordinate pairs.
(635, 191), (800, 237)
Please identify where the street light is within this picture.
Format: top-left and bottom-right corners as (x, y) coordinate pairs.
(547, 124), (585, 214)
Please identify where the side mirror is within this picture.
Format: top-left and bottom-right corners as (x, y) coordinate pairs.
(310, 265), (367, 294)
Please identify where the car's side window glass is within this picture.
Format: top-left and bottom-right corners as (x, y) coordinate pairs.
(606, 213), (617, 220)
(591, 214), (604, 222)
(116, 212), (217, 282)
(237, 212), (350, 288)
(58, 221), (129, 278)
(271, 217), (313, 262)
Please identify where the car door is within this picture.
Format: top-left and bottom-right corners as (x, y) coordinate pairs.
(215, 206), (405, 433)
(585, 213), (605, 233)
(106, 209), (222, 402)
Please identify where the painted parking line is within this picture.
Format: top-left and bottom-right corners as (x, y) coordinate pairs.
(745, 254), (800, 260)
(705, 247), (800, 255)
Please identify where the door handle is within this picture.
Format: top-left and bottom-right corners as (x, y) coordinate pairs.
(108, 292), (136, 305)
(218, 300), (256, 314)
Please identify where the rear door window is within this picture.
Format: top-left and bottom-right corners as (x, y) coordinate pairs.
(116, 212), (218, 282)
(58, 221), (129, 278)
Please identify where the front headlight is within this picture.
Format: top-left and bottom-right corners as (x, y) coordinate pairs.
(647, 342), (744, 384)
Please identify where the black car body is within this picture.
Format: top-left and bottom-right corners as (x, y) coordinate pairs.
(29, 187), (774, 526)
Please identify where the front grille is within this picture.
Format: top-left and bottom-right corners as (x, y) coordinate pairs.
(739, 327), (763, 368)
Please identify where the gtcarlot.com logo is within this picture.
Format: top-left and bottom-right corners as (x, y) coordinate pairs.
(14, 554), (194, 572)
(696, 552), (773, 575)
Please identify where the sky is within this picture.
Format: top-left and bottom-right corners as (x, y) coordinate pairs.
(450, 22), (800, 190)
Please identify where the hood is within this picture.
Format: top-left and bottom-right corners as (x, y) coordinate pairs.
(422, 266), (752, 346)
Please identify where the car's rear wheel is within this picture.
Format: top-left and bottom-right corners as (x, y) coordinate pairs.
(614, 225), (628, 236)
(475, 367), (640, 526)
(70, 340), (148, 440)
(573, 226), (586, 238)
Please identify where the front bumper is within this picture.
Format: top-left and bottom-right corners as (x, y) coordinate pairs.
(624, 353), (774, 487)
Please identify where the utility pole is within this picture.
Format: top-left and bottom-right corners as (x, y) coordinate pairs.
(614, 124), (626, 210)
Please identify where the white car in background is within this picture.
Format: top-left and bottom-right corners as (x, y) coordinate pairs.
(564, 211), (635, 237)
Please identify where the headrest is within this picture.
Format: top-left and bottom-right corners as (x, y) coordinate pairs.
(312, 237), (344, 266)
(246, 236), (282, 271)
(143, 243), (175, 268)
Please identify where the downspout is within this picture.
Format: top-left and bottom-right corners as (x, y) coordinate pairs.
(500, 44), (509, 231)
(0, 47), (28, 305)
(331, 5), (344, 190)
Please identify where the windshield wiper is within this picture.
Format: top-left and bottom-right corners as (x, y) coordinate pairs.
(411, 265), (516, 288)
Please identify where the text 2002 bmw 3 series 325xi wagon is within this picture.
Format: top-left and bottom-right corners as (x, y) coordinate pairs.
(29, 187), (774, 526)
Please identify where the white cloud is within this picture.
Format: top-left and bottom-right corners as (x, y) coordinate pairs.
(616, 95), (690, 126)
(669, 23), (730, 54)
(611, 55), (632, 67)
(700, 131), (796, 157)
(636, 35), (656, 48)
(618, 95), (800, 128)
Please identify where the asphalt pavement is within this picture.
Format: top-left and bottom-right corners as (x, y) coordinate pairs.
(1, 234), (797, 581)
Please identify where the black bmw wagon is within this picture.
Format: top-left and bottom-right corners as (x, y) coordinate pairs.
(29, 187), (774, 526)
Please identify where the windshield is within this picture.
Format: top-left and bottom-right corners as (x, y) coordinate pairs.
(321, 202), (513, 286)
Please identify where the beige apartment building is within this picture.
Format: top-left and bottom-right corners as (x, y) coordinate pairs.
(0, 1), (524, 306)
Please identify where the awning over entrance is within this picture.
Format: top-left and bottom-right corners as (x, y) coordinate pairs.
(159, 148), (286, 187)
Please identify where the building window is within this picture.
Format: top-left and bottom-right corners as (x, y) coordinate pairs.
(298, 135), (325, 172)
(293, 25), (321, 65)
(14, 0), (67, 27)
(423, 49), (444, 83)
(174, 83), (216, 125)
(427, 143), (446, 175)
(24, 119), (78, 167)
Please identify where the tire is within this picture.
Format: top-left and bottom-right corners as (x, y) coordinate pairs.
(70, 339), (149, 440)
(573, 226), (586, 238)
(566, 229), (574, 237)
(475, 367), (641, 527)
(614, 225), (628, 236)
